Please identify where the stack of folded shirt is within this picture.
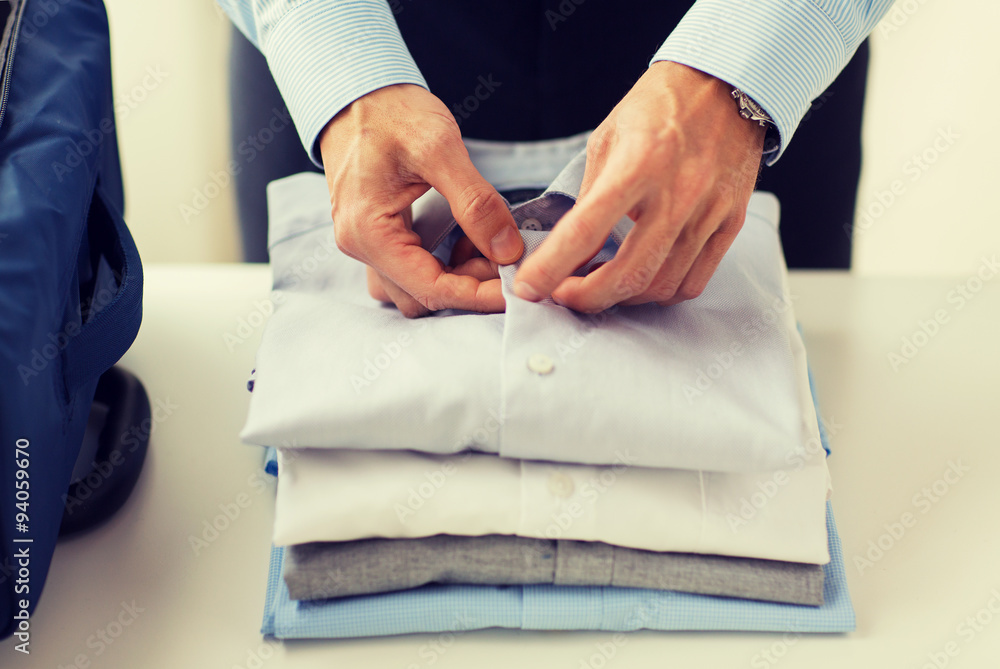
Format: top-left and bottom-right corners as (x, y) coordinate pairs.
(241, 133), (854, 640)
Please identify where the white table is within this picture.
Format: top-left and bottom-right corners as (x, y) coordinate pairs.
(3, 265), (998, 668)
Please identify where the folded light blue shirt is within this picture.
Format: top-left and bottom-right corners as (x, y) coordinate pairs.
(215, 0), (894, 165)
(260, 351), (831, 475)
(241, 139), (822, 473)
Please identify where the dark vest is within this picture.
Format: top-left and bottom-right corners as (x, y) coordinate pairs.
(394, 0), (696, 140)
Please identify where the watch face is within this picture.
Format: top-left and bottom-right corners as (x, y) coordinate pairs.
(733, 89), (773, 126)
(744, 96), (766, 117)
(746, 98), (771, 124)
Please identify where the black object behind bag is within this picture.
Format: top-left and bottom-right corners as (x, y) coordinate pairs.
(0, 0), (143, 641)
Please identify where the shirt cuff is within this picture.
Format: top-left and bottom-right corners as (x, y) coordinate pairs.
(650, 0), (849, 165)
(261, 0), (428, 166)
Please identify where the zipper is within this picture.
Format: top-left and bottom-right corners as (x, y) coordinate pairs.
(0, 0), (27, 131)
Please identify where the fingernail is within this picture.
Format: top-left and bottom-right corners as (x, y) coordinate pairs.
(552, 294), (567, 307)
(514, 281), (542, 302)
(490, 226), (522, 264)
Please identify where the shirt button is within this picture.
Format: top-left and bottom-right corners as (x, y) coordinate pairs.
(548, 472), (575, 498)
(527, 354), (554, 375)
(521, 217), (542, 231)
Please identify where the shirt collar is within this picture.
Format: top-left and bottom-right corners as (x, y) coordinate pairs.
(413, 147), (635, 255)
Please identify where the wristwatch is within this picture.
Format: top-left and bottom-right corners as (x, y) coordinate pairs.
(731, 87), (779, 153)
(731, 88), (773, 127)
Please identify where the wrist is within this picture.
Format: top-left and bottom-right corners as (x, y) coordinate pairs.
(319, 83), (423, 148)
(648, 62), (775, 158)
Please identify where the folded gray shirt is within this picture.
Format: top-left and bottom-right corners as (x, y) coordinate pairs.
(284, 533), (824, 606)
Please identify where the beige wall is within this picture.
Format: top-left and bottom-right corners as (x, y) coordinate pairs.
(106, 0), (239, 263)
(107, 0), (999, 274)
(854, 0), (1000, 275)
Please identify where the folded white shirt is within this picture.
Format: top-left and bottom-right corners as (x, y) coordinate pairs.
(273, 444), (831, 564)
(242, 133), (820, 473)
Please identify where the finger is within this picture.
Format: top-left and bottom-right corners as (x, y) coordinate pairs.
(378, 240), (507, 313)
(514, 149), (644, 303)
(577, 131), (613, 202)
(549, 201), (682, 312)
(350, 205), (505, 314)
(366, 266), (392, 303)
(622, 197), (737, 306)
(423, 142), (523, 266)
(451, 256), (500, 282)
(380, 277), (432, 318)
(448, 235), (482, 267)
(370, 266), (432, 318)
(653, 211), (745, 307)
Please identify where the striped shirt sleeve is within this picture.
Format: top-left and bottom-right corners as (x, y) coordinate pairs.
(216, 0), (894, 168)
(651, 0), (895, 164)
(216, 0), (427, 167)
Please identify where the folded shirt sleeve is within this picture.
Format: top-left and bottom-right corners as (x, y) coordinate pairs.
(651, 0), (895, 164)
(215, 0), (428, 166)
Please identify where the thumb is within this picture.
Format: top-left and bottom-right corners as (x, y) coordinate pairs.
(426, 145), (523, 265)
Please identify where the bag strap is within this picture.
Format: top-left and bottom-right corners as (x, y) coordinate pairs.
(62, 182), (143, 393)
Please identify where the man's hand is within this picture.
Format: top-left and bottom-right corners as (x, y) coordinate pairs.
(513, 61), (766, 312)
(319, 84), (523, 318)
